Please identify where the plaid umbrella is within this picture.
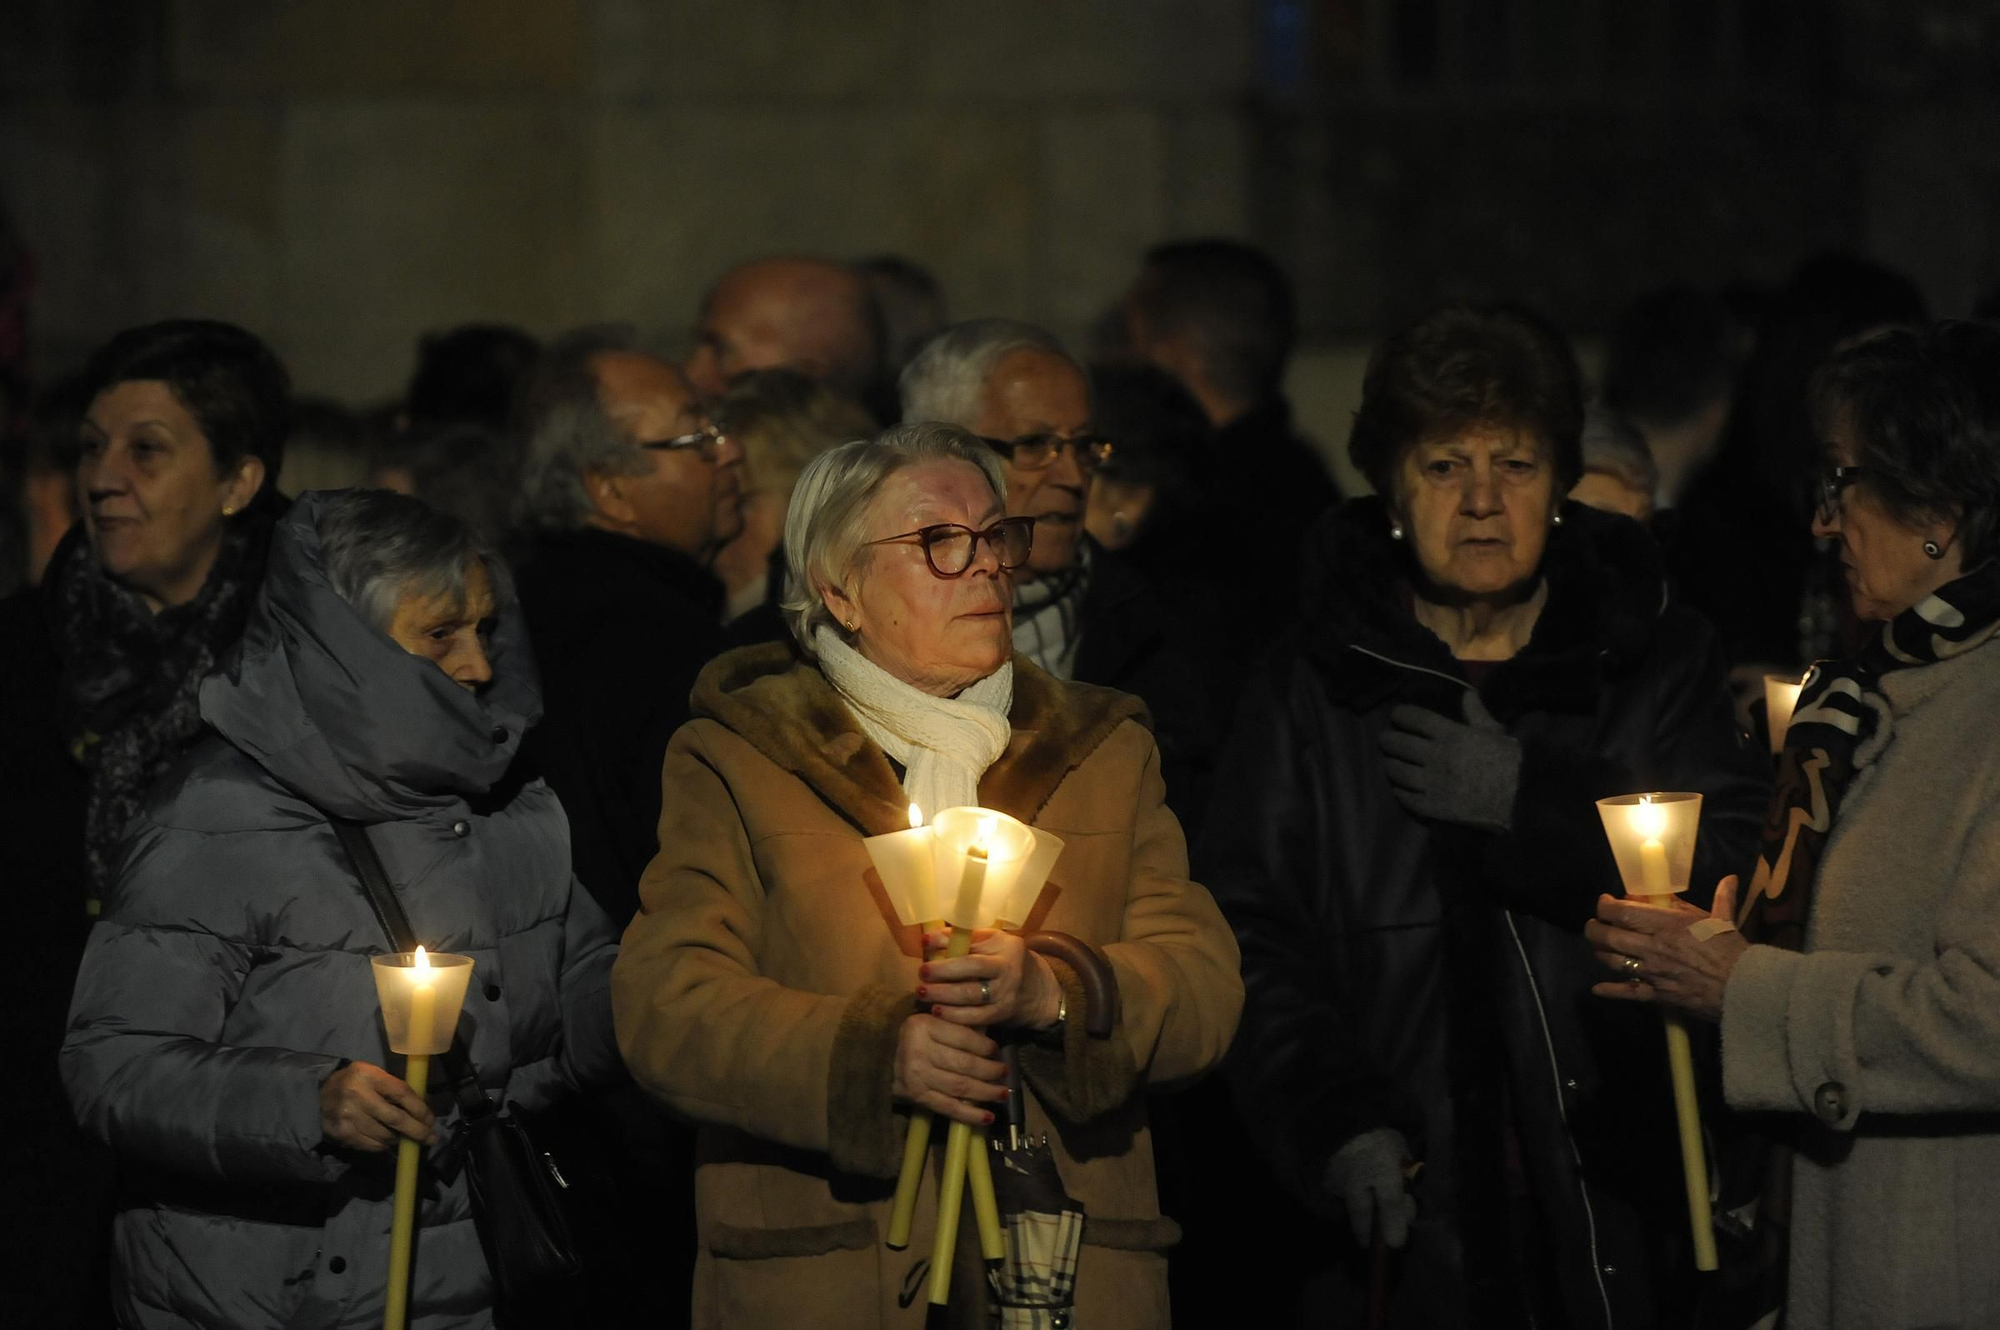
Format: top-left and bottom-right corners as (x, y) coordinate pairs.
(984, 932), (1121, 1329)
(989, 1131), (1084, 1328)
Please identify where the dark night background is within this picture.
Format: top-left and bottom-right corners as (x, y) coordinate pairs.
(5, 0), (1998, 495)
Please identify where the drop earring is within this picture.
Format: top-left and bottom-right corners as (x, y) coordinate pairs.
(1551, 509), (1565, 527)
(1388, 520), (1405, 542)
(1924, 540), (1944, 560)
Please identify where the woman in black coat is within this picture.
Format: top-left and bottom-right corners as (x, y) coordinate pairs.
(1198, 305), (1770, 1328)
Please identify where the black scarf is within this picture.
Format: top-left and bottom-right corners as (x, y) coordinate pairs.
(1740, 558), (2000, 950)
(47, 507), (276, 903)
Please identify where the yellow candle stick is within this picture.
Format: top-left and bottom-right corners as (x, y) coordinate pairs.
(384, 948), (436, 1330)
(930, 838), (993, 1307)
(1663, 1012), (1718, 1271)
(885, 915), (946, 1251)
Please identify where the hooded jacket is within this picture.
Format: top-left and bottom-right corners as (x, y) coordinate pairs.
(1198, 498), (1771, 1329)
(61, 492), (621, 1330)
(611, 643), (1243, 1329)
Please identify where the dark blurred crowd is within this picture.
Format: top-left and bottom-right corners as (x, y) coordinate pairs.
(6, 212), (2000, 1330)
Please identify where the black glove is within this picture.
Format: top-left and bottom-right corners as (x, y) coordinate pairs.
(1322, 1127), (1418, 1250)
(1380, 691), (1521, 833)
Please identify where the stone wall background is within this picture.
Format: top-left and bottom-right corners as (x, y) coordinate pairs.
(5, 0), (2000, 492)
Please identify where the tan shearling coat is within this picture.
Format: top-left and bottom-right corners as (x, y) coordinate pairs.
(1722, 634), (2000, 1329)
(613, 644), (1243, 1329)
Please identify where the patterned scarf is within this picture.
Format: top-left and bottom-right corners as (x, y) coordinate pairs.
(48, 508), (276, 904)
(1739, 558), (2000, 949)
(1012, 541), (1091, 680)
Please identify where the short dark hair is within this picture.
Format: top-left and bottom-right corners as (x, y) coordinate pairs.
(405, 323), (541, 434)
(81, 319), (290, 485)
(1601, 286), (1746, 429)
(1810, 320), (2000, 568)
(1348, 304), (1584, 496)
(1133, 239), (1296, 406)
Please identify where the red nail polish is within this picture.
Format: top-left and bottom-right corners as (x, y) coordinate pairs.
(915, 985), (928, 998)
(918, 965), (932, 980)
(999, 1086), (1010, 1098)
(932, 1006), (944, 1017)
(982, 1112), (995, 1125)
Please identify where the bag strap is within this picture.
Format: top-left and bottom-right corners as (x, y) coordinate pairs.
(329, 817), (492, 1121)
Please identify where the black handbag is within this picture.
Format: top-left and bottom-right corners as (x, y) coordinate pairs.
(329, 817), (584, 1303)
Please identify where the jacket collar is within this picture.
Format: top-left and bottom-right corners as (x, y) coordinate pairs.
(1298, 495), (1669, 718)
(689, 641), (1151, 834)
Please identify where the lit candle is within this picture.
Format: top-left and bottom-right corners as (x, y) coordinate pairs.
(370, 947), (474, 1330)
(1594, 792), (1716, 1272)
(1764, 673), (1804, 755)
(1632, 797), (1674, 898)
(930, 828), (993, 1307)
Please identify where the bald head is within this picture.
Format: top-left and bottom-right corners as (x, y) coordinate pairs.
(686, 257), (883, 410)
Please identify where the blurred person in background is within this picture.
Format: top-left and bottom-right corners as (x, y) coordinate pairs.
(855, 252), (947, 378)
(1599, 285), (1748, 515)
(402, 322), (541, 436)
(708, 366), (875, 630)
(0, 370), (85, 594)
(1672, 254), (1928, 673)
(1083, 360), (1204, 556)
(511, 324), (744, 923)
(902, 319), (1221, 828)
(1115, 238), (1339, 646)
(277, 394), (374, 496)
(685, 255), (886, 422)
(0, 318), (290, 1329)
(509, 326), (745, 1328)
(1200, 304), (1769, 1328)
(371, 422), (517, 545)
(62, 489), (621, 1330)
(1570, 405), (1659, 524)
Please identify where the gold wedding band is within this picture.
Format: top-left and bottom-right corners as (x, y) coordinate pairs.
(978, 980), (991, 1005)
(1622, 955), (1643, 979)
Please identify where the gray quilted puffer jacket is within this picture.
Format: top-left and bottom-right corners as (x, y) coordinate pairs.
(61, 492), (621, 1329)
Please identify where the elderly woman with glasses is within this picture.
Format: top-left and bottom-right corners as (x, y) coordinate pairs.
(612, 422), (1243, 1329)
(1587, 321), (2000, 1330)
(1199, 304), (1770, 1328)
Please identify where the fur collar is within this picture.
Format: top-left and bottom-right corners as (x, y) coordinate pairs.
(690, 641), (1151, 834)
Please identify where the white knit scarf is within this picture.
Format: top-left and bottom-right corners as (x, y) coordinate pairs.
(813, 625), (1014, 820)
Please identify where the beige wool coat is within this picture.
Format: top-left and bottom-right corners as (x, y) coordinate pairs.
(613, 644), (1243, 1329)
(1722, 634), (2000, 1329)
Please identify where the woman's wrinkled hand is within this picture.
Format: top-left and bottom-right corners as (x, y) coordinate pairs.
(1583, 875), (1751, 1024)
(917, 927), (1062, 1031)
(319, 1061), (437, 1152)
(892, 1014), (1008, 1127)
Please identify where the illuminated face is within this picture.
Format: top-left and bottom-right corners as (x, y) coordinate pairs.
(825, 460), (1014, 697)
(386, 559), (498, 693)
(77, 379), (264, 611)
(1396, 425), (1556, 599)
(591, 352), (746, 559)
(970, 349), (1093, 579)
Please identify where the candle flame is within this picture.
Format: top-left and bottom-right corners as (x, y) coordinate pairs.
(413, 945), (434, 986)
(908, 802), (923, 829)
(1630, 795), (1668, 841)
(414, 945), (428, 969)
(973, 814), (997, 858)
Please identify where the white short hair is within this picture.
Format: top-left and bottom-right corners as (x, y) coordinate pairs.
(780, 423), (1006, 653)
(898, 318), (1079, 427)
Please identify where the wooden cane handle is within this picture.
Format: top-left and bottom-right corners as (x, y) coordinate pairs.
(1021, 931), (1117, 1037)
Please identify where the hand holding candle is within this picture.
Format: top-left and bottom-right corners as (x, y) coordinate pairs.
(370, 946), (474, 1330)
(1591, 793), (1718, 1273)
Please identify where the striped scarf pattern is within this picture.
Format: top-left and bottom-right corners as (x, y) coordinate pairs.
(1739, 559), (2000, 950)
